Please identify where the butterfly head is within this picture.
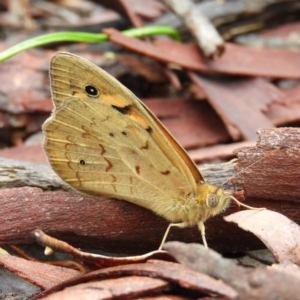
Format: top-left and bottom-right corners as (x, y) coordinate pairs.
(196, 183), (232, 221)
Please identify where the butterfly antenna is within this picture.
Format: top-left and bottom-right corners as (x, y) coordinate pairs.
(230, 195), (266, 210)
(221, 146), (289, 187)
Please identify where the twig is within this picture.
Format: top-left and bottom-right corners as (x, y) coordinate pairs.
(162, 0), (225, 59)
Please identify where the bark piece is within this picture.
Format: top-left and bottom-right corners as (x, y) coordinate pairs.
(118, 54), (167, 83)
(0, 145), (48, 164)
(0, 266), (41, 299)
(188, 74), (281, 141)
(0, 254), (81, 290)
(0, 157), (70, 191)
(153, 39), (300, 79)
(103, 28), (300, 79)
(267, 82), (300, 126)
(40, 276), (170, 300)
(233, 127), (300, 202)
(35, 260), (238, 300)
(188, 140), (256, 163)
(117, 0), (145, 27)
(0, 111), (48, 141)
(0, 186), (246, 254)
(0, 51), (53, 114)
(225, 210), (300, 265)
(164, 242), (300, 300)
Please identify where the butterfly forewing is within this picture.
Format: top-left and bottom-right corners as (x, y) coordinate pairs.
(141, 104), (204, 184)
(49, 52), (203, 190)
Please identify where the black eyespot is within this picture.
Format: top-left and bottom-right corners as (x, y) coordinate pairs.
(122, 131), (127, 136)
(146, 126), (153, 134)
(80, 160), (86, 165)
(85, 85), (99, 96)
(109, 133), (114, 137)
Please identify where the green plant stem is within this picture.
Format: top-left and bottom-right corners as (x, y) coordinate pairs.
(0, 26), (180, 62)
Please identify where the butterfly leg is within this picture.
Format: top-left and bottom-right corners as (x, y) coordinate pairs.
(197, 221), (208, 248)
(158, 222), (189, 250)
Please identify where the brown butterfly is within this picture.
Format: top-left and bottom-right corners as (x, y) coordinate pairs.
(43, 52), (251, 249)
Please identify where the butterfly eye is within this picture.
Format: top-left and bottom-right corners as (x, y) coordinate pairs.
(122, 131), (127, 136)
(206, 194), (219, 208)
(80, 159), (86, 165)
(85, 85), (99, 96)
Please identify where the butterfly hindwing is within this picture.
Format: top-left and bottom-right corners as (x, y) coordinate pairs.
(43, 98), (195, 221)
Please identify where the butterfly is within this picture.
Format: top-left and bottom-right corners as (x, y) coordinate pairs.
(43, 52), (244, 249)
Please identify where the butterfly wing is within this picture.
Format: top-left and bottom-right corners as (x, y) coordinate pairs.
(49, 52), (204, 189)
(140, 103), (204, 184)
(43, 98), (195, 222)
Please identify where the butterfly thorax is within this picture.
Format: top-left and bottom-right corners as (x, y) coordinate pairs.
(159, 183), (231, 227)
(193, 183), (232, 224)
